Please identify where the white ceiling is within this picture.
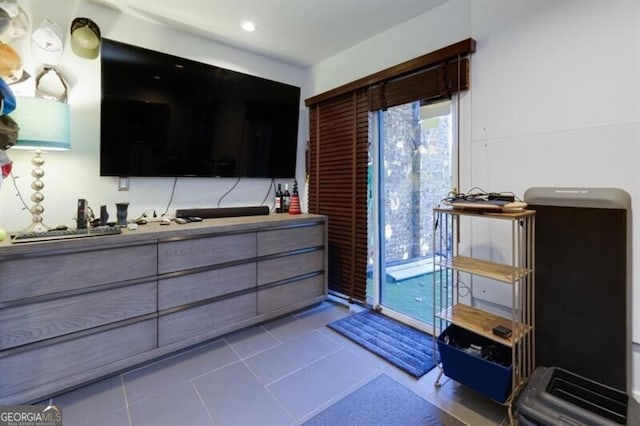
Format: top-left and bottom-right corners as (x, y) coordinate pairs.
(88, 0), (449, 67)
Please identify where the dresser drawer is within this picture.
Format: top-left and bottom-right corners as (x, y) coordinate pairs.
(0, 318), (157, 399)
(257, 275), (325, 314)
(257, 249), (324, 285)
(159, 293), (256, 346)
(159, 263), (256, 310)
(0, 244), (157, 303)
(257, 223), (324, 256)
(158, 233), (256, 273)
(0, 281), (156, 351)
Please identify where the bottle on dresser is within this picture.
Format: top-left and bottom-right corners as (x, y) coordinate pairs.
(283, 184), (291, 213)
(289, 179), (301, 214)
(275, 183), (283, 213)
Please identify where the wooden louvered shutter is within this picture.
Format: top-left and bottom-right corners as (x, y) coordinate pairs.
(308, 88), (369, 302)
(306, 39), (475, 303)
(368, 58), (470, 111)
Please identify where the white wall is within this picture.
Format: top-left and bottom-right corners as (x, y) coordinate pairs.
(470, 0), (640, 400)
(469, 0), (639, 400)
(0, 0), (309, 231)
(309, 0), (471, 95)
(309, 0), (640, 398)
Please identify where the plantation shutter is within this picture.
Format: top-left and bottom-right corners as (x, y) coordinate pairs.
(308, 89), (369, 302)
(368, 58), (469, 111)
(306, 39), (475, 303)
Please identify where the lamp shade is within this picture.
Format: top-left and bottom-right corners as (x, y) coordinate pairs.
(9, 96), (70, 150)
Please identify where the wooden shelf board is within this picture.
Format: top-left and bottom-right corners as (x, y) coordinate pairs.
(436, 304), (532, 347)
(434, 206), (535, 219)
(438, 256), (531, 283)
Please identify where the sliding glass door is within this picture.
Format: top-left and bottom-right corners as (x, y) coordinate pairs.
(367, 99), (455, 330)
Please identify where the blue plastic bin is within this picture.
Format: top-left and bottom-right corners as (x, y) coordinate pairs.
(437, 324), (512, 403)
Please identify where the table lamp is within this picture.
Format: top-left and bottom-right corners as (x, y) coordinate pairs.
(9, 96), (70, 233)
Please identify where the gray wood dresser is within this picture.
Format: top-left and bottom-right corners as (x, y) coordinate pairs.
(0, 214), (327, 404)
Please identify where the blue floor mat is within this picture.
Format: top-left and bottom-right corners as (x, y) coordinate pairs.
(327, 310), (438, 378)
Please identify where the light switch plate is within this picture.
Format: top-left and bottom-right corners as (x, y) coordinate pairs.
(118, 177), (129, 191)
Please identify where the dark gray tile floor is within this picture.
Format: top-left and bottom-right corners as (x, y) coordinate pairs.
(45, 301), (508, 425)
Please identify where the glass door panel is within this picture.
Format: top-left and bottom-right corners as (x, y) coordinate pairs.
(367, 100), (454, 328)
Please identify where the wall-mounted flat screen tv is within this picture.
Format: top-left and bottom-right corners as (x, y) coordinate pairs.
(100, 39), (300, 178)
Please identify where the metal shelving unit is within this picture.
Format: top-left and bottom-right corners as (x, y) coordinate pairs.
(432, 207), (535, 423)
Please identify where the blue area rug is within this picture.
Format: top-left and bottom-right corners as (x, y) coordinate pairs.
(327, 310), (438, 378)
(303, 374), (463, 426)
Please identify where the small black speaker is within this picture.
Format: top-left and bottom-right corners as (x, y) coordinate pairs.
(176, 206), (270, 219)
(99, 205), (109, 226)
(76, 199), (88, 229)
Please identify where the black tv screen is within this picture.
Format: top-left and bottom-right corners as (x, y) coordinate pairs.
(100, 39), (300, 178)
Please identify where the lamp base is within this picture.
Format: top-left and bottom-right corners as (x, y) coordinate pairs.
(17, 150), (49, 234)
(16, 214), (50, 235)
(23, 220), (49, 234)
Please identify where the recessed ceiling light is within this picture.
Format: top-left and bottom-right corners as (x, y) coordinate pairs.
(242, 21), (256, 32)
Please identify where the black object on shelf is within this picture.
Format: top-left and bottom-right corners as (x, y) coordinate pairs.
(176, 206), (270, 219)
(492, 325), (512, 339)
(517, 366), (628, 425)
(100, 205), (109, 226)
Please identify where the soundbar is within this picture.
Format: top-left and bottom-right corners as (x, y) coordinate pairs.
(176, 206), (270, 219)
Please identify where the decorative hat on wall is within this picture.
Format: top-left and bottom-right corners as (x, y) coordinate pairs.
(35, 67), (67, 102)
(0, 42), (29, 85)
(0, 7), (10, 35)
(0, 114), (18, 150)
(0, 5), (29, 42)
(0, 77), (17, 151)
(0, 0), (18, 18)
(70, 17), (101, 59)
(31, 18), (64, 66)
(0, 77), (16, 116)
